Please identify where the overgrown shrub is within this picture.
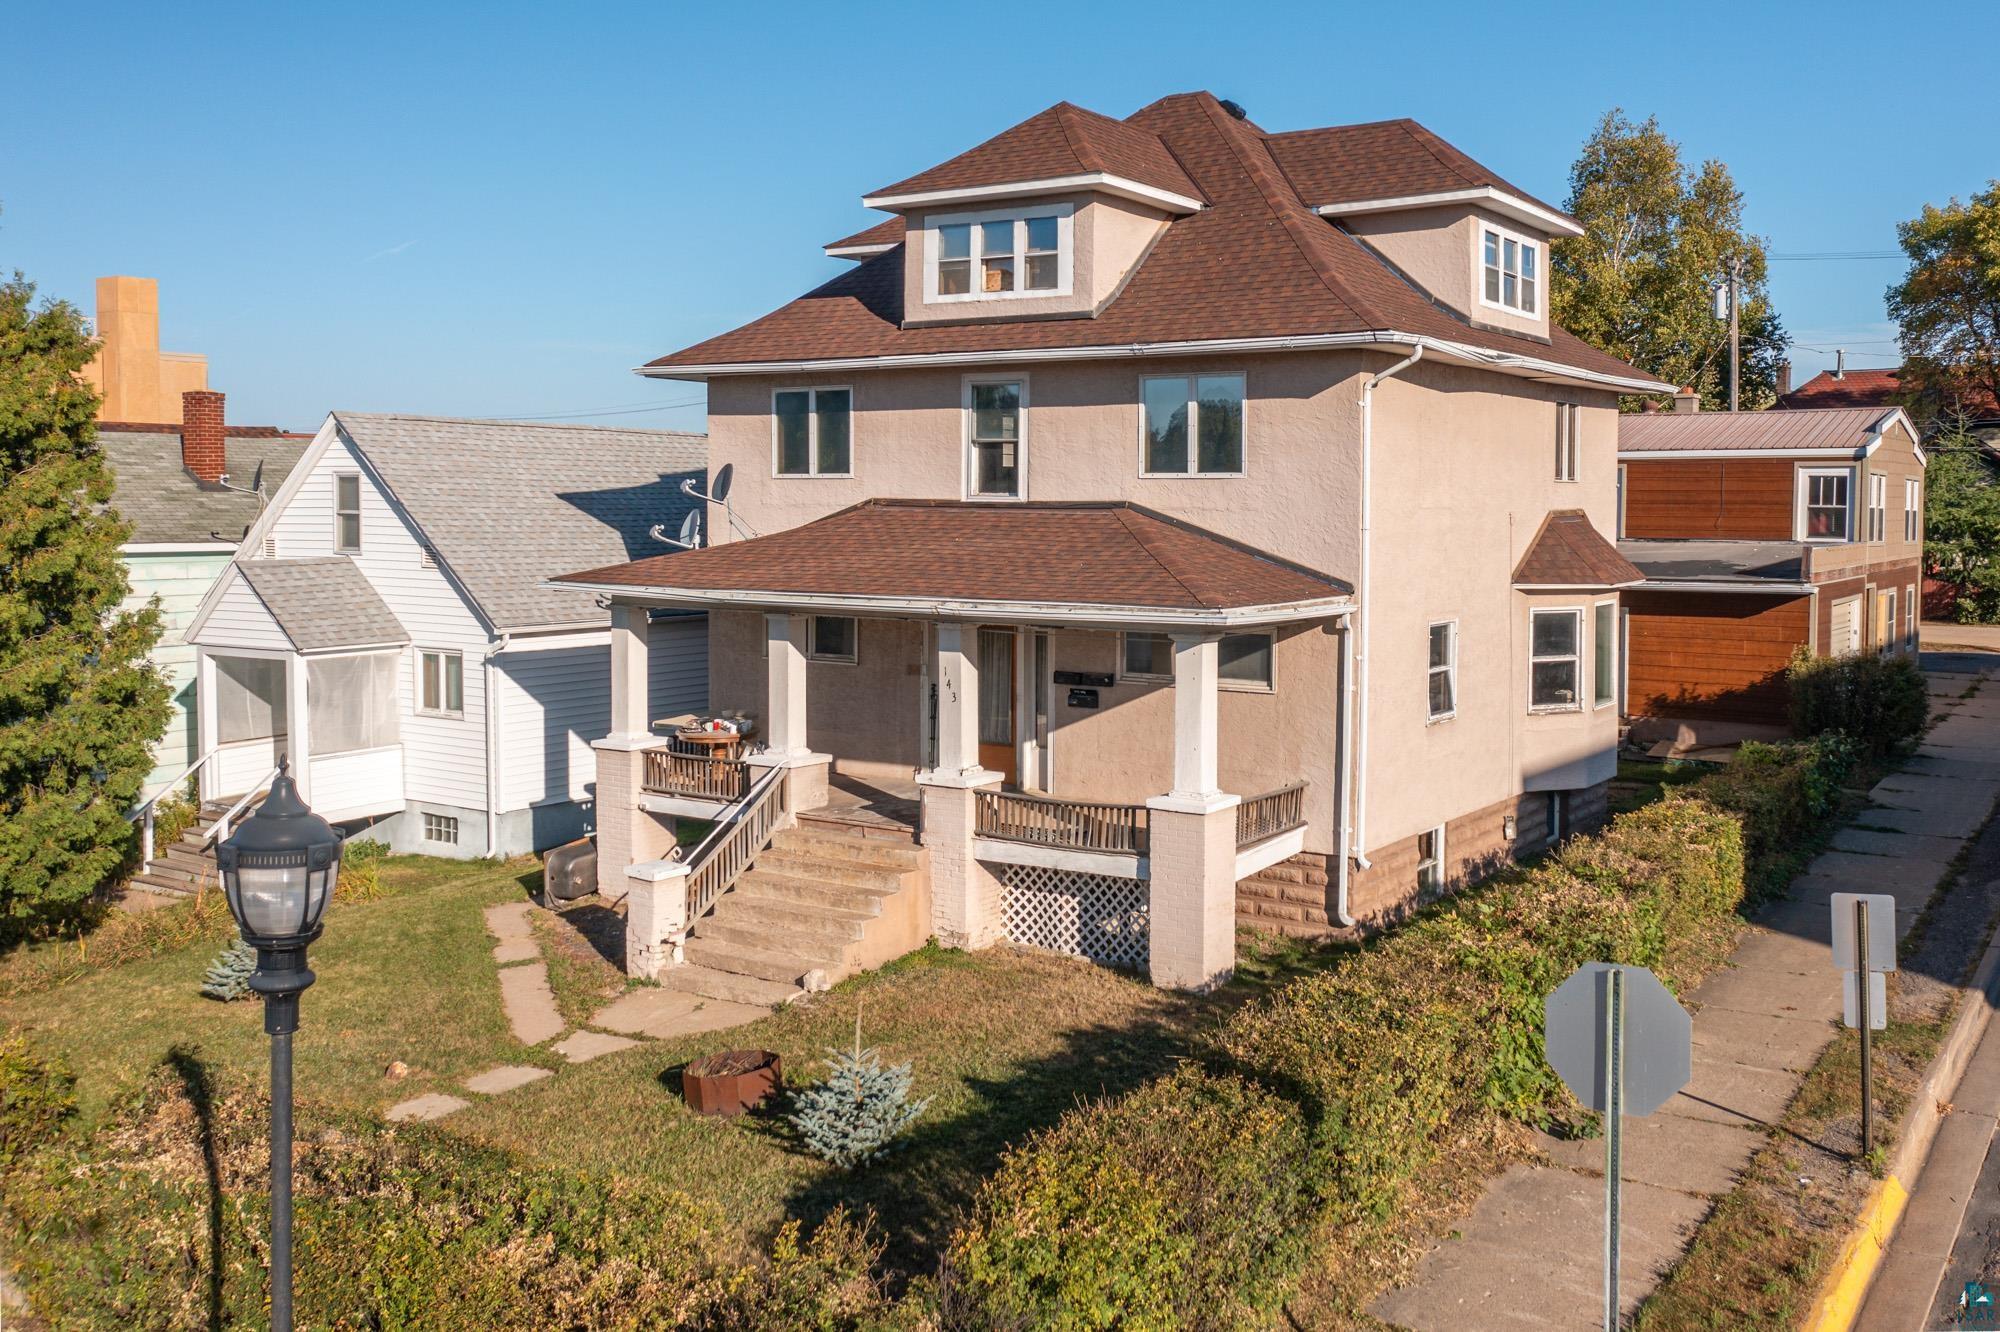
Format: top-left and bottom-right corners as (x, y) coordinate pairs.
(945, 1066), (1315, 1330)
(1692, 734), (1859, 899)
(0, 1036), (76, 1168)
(1787, 648), (1928, 756)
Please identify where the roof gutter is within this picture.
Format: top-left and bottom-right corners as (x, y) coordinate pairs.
(635, 330), (1676, 396)
(1634, 579), (1817, 595)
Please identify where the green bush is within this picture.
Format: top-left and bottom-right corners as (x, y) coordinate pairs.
(0, 1036), (76, 1168)
(945, 1066), (1316, 1330)
(1787, 648), (1928, 756)
(1692, 734), (1859, 899)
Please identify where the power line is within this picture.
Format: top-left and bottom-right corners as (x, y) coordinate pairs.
(492, 396), (706, 422)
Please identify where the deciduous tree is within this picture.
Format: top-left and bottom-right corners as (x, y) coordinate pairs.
(1887, 182), (2000, 422)
(0, 271), (169, 935)
(1923, 433), (2000, 622)
(1552, 110), (1787, 409)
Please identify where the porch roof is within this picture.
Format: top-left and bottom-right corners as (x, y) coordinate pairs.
(238, 558), (410, 652)
(552, 499), (1354, 627)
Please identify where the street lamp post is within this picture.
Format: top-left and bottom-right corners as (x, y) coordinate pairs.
(215, 759), (342, 1332)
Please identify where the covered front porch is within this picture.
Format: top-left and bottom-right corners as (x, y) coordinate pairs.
(559, 499), (1354, 991)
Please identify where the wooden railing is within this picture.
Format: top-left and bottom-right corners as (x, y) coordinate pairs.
(975, 789), (1149, 856)
(681, 765), (789, 931)
(1236, 781), (1307, 848)
(643, 748), (752, 802)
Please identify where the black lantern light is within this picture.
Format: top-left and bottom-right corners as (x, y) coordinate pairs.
(215, 758), (342, 1332)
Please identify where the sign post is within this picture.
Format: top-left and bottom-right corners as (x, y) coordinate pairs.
(1546, 963), (1692, 1332)
(1831, 892), (1896, 1160)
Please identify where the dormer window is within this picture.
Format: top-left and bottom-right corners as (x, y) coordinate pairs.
(1481, 224), (1540, 316)
(926, 204), (1072, 303)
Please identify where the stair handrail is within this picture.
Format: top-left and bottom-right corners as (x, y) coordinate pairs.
(130, 746), (220, 873)
(202, 766), (282, 850)
(675, 762), (790, 944)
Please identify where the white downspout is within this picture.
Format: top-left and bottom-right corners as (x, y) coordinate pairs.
(484, 632), (512, 856)
(1351, 344), (1424, 878)
(1334, 612), (1357, 925)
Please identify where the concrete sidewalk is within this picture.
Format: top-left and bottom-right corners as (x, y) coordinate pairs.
(1373, 657), (2000, 1330)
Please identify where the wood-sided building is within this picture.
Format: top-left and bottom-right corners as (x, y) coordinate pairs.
(1615, 398), (1925, 741)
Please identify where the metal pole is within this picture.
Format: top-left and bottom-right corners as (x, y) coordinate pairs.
(1728, 257), (1742, 413)
(270, 1025), (294, 1332)
(1605, 967), (1625, 1331)
(1857, 901), (1873, 1160)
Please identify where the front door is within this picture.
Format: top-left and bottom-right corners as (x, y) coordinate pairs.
(977, 627), (1018, 783)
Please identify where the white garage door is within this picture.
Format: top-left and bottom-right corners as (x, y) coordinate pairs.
(1830, 596), (1862, 656)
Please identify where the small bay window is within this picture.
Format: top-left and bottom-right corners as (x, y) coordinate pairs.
(1529, 608), (1582, 711)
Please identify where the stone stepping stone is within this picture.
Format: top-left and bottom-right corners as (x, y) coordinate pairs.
(497, 963), (565, 1045)
(492, 938), (540, 965)
(553, 1030), (638, 1063)
(463, 1065), (553, 1095)
(591, 987), (769, 1040)
(386, 1093), (469, 1122)
(483, 901), (537, 943)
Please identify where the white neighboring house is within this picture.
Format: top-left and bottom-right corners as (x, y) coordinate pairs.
(184, 412), (709, 858)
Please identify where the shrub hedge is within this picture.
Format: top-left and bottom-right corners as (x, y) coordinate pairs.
(1787, 647), (1928, 757)
(944, 738), (1852, 1327)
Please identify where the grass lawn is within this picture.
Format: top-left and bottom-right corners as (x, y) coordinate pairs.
(0, 855), (1346, 1284)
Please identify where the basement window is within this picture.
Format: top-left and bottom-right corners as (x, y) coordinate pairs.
(423, 812), (458, 845)
(1416, 825), (1446, 895)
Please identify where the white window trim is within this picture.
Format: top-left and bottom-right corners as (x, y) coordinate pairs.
(806, 614), (858, 665)
(1137, 372), (1249, 478)
(1868, 472), (1888, 544)
(1880, 588), (1898, 655)
(1905, 478), (1921, 542)
(415, 647), (465, 719)
(924, 202), (1074, 305)
(1795, 465), (1857, 543)
(1416, 824), (1446, 893)
(1591, 598), (1618, 710)
(333, 472), (362, 553)
(1555, 403), (1580, 483)
(962, 373), (1029, 502)
(1117, 630), (1276, 693)
(1477, 220), (1542, 318)
(770, 386), (855, 479)
(1906, 583), (1918, 648)
(1528, 606), (1585, 714)
(1426, 619), (1458, 723)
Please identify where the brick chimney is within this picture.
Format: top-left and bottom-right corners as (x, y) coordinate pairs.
(1672, 386), (1701, 415)
(181, 389), (226, 482)
(1776, 359), (1792, 397)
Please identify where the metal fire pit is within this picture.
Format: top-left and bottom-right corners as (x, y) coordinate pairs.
(681, 1049), (782, 1117)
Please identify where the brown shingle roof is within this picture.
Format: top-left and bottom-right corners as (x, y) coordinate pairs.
(554, 499), (1351, 619)
(867, 102), (1202, 204)
(1264, 118), (1573, 223)
(647, 93), (1654, 388)
(825, 216), (904, 253)
(1619, 406), (1907, 456)
(1512, 510), (1644, 588)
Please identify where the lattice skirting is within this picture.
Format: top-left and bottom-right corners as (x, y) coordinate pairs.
(1000, 864), (1149, 968)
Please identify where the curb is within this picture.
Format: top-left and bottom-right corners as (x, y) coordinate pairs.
(1804, 912), (2000, 1331)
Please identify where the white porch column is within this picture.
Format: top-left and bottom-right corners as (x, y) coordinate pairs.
(918, 619), (1004, 949)
(285, 653), (311, 806)
(607, 602), (651, 741)
(194, 649), (218, 804)
(748, 611), (829, 811)
(1146, 629), (1239, 991)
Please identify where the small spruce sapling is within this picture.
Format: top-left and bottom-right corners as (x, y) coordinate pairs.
(200, 939), (257, 1001)
(787, 1003), (930, 1167)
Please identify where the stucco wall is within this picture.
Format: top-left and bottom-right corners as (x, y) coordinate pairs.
(898, 192), (1171, 326)
(1345, 205), (1551, 339)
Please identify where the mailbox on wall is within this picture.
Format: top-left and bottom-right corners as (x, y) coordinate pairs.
(1066, 688), (1100, 709)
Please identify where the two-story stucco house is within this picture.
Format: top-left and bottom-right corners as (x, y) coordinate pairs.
(556, 92), (1672, 997)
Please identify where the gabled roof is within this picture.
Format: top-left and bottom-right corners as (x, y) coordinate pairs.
(646, 92), (1662, 392)
(237, 558), (408, 651)
(1618, 406), (1921, 461)
(864, 102), (1203, 209)
(1777, 368), (2000, 421)
(553, 498), (1353, 627)
(1264, 118), (1579, 233)
(1512, 510), (1644, 589)
(102, 429), (311, 545)
(320, 413), (707, 631)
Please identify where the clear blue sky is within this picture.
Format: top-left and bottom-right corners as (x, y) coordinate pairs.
(5, 0), (1993, 433)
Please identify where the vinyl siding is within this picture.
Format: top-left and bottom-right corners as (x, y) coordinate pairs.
(123, 548), (236, 794)
(200, 569), (294, 651)
(262, 434), (492, 810)
(495, 616), (709, 811)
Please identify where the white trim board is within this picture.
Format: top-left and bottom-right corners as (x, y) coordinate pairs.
(863, 172), (1204, 215)
(971, 836), (1146, 881)
(1312, 187), (1585, 238)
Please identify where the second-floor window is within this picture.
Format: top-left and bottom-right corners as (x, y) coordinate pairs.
(966, 379), (1024, 499)
(929, 205), (1071, 302)
(1141, 374), (1245, 475)
(1868, 473), (1887, 542)
(418, 648), (463, 718)
(1427, 620), (1457, 721)
(1905, 478), (1921, 541)
(774, 388), (852, 476)
(1801, 468), (1852, 541)
(334, 473), (362, 552)
(1482, 225), (1539, 315)
(1555, 403), (1579, 482)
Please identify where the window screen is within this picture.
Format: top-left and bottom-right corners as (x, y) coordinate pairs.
(308, 652), (400, 755)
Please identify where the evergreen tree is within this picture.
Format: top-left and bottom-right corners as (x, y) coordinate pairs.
(1552, 110), (1787, 410)
(787, 1006), (930, 1168)
(200, 938), (257, 1001)
(0, 271), (169, 934)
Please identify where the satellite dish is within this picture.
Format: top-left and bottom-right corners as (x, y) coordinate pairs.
(676, 509), (702, 549)
(711, 464), (733, 504)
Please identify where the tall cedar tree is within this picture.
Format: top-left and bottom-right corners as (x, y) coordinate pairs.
(1552, 110), (1787, 410)
(1887, 181), (2000, 423)
(0, 273), (169, 932)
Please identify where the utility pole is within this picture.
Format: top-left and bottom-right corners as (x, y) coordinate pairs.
(1728, 255), (1743, 413)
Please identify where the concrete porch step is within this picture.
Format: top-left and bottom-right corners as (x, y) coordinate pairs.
(705, 891), (877, 938)
(657, 962), (802, 1008)
(681, 936), (821, 987)
(771, 827), (924, 870)
(730, 869), (899, 912)
(128, 871), (201, 897)
(693, 916), (853, 963)
(751, 849), (907, 891)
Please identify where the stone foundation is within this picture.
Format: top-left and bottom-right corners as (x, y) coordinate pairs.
(1237, 780), (1611, 939)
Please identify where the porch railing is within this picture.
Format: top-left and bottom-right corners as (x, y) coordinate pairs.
(975, 789), (1149, 856)
(130, 746), (218, 872)
(679, 764), (789, 932)
(1236, 781), (1307, 848)
(643, 748), (752, 802)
